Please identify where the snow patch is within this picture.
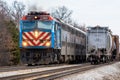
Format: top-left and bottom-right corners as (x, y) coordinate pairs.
(58, 62), (120, 80)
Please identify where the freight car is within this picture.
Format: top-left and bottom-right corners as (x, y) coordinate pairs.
(19, 11), (86, 65)
(86, 26), (119, 64)
(112, 35), (119, 60)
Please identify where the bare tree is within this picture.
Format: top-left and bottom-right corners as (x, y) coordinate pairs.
(73, 22), (87, 32)
(51, 6), (86, 31)
(0, 23), (14, 65)
(10, 0), (25, 26)
(0, 0), (11, 21)
(51, 6), (73, 23)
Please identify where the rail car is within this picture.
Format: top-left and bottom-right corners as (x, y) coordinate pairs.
(86, 26), (119, 64)
(112, 35), (119, 60)
(19, 11), (86, 65)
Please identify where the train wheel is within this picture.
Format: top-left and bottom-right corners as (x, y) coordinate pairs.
(61, 55), (65, 63)
(90, 61), (93, 64)
(27, 64), (32, 66)
(96, 60), (100, 64)
(91, 61), (94, 65)
(66, 59), (70, 64)
(102, 56), (107, 63)
(35, 64), (39, 66)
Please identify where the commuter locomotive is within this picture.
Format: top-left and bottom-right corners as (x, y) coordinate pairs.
(19, 11), (86, 65)
(86, 26), (119, 64)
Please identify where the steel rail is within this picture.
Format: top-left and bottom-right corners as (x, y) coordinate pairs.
(31, 62), (117, 80)
(0, 61), (117, 80)
(0, 63), (89, 80)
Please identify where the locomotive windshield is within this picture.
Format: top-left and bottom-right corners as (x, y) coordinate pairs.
(22, 21), (52, 29)
(22, 21), (36, 29)
(37, 21), (52, 29)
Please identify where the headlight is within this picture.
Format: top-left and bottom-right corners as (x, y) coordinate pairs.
(45, 42), (51, 47)
(34, 16), (37, 19)
(34, 30), (39, 38)
(22, 41), (28, 47)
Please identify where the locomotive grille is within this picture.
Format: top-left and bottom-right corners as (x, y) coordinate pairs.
(22, 31), (51, 46)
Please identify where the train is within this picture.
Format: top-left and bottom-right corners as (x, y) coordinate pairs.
(19, 11), (86, 65)
(86, 26), (119, 64)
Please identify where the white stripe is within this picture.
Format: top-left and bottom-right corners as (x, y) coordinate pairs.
(22, 35), (27, 39)
(39, 32), (42, 35)
(40, 32), (49, 39)
(27, 41), (34, 46)
(25, 32), (33, 39)
(33, 40), (40, 44)
(30, 31), (35, 36)
(31, 31), (34, 34)
(46, 35), (51, 39)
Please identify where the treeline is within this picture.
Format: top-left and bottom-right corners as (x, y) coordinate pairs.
(0, 0), (25, 65)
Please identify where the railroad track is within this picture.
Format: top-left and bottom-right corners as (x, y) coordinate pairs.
(0, 62), (117, 80)
(34, 64), (95, 80)
(0, 64), (66, 72)
(0, 63), (88, 80)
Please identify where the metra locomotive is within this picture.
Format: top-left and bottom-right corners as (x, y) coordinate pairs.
(19, 11), (86, 65)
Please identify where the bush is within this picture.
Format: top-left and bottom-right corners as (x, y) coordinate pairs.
(6, 21), (20, 65)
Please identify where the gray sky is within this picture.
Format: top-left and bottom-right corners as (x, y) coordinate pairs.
(6, 0), (120, 36)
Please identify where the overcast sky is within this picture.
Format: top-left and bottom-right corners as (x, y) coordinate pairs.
(6, 0), (120, 36)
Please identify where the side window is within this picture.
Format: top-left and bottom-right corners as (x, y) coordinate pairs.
(54, 23), (58, 31)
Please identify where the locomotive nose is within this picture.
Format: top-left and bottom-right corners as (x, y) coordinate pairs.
(22, 31), (51, 47)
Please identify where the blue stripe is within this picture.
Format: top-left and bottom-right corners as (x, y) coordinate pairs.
(51, 21), (55, 48)
(19, 20), (23, 48)
(51, 32), (54, 48)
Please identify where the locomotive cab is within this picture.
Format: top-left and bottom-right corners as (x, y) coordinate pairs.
(20, 20), (53, 47)
(20, 12), (54, 48)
